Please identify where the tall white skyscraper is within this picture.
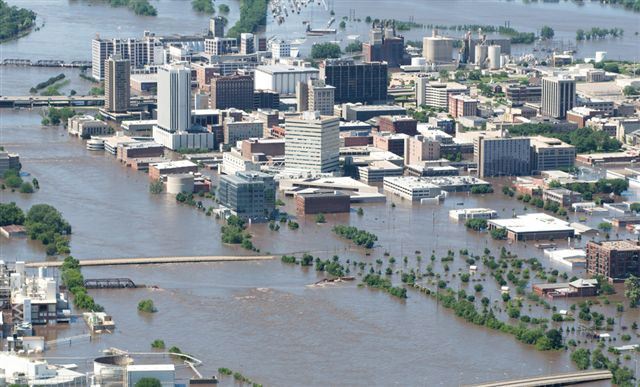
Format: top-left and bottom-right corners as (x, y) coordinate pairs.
(157, 63), (192, 132)
(285, 111), (340, 173)
(541, 76), (576, 119)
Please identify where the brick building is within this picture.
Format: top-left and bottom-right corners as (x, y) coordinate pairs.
(586, 240), (640, 281)
(377, 115), (418, 136)
(296, 190), (351, 215)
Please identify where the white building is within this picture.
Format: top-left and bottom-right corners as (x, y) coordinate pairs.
(10, 262), (69, 325)
(307, 79), (335, 116)
(544, 248), (586, 269)
(423, 32), (454, 63)
(383, 176), (442, 201)
(221, 149), (261, 175)
(415, 79), (467, 109)
(223, 118), (264, 145)
(157, 63), (192, 132)
(285, 111), (340, 173)
(0, 353), (85, 386)
(254, 64), (319, 95)
(91, 33), (164, 80)
(240, 33), (255, 54)
(67, 115), (110, 137)
(449, 208), (498, 221)
(270, 39), (291, 59)
(152, 126), (215, 151)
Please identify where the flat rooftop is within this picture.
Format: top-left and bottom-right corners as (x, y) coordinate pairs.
(383, 176), (440, 189)
(256, 64), (319, 74)
(489, 213), (574, 233)
(594, 240), (640, 251)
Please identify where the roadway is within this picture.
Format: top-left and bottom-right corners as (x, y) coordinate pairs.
(25, 255), (275, 268)
(469, 370), (613, 387)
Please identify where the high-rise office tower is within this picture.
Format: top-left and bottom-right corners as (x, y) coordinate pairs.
(296, 79), (335, 116)
(104, 55), (130, 113)
(541, 76), (576, 119)
(209, 16), (225, 38)
(319, 59), (387, 104)
(285, 111), (340, 173)
(475, 136), (531, 177)
(157, 63), (192, 132)
(240, 33), (255, 55)
(210, 74), (254, 111)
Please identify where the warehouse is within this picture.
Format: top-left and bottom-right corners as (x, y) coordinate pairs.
(488, 213), (575, 241)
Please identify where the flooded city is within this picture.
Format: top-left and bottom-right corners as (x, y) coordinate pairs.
(1, 0), (640, 386)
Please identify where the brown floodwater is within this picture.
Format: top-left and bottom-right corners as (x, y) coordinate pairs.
(3, 110), (636, 385)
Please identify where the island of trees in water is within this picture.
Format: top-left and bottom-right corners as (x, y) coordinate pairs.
(0, 0), (36, 42)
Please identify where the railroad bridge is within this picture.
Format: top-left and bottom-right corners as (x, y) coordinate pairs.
(84, 278), (137, 289)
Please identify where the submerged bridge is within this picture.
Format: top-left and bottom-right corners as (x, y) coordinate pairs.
(25, 255), (275, 268)
(470, 370), (613, 387)
(84, 278), (137, 289)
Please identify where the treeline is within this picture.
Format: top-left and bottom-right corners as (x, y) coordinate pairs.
(87, 0), (157, 16)
(0, 203), (70, 255)
(605, 0), (640, 12)
(0, 0), (36, 41)
(576, 27), (624, 41)
(227, 0), (267, 38)
(31, 74), (65, 93)
(25, 204), (72, 255)
(192, 0), (215, 14)
(332, 225), (378, 248)
(363, 274), (407, 298)
(61, 256), (104, 311)
(221, 215), (256, 251)
(562, 178), (629, 198)
(42, 107), (76, 126)
(311, 42), (341, 59)
(412, 284), (564, 351)
(507, 124), (621, 153)
(217, 368), (262, 387)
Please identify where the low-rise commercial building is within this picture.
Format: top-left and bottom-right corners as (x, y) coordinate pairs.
(449, 208), (498, 221)
(533, 279), (598, 299)
(148, 160), (198, 180)
(67, 115), (111, 137)
(342, 103), (406, 122)
(542, 188), (583, 207)
(295, 189), (351, 215)
(544, 248), (586, 269)
(358, 160), (404, 184)
(383, 176), (442, 201)
(586, 240), (640, 281)
(279, 176), (386, 203)
(488, 213), (575, 241)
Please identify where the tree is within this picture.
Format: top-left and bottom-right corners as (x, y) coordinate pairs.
(0, 202), (25, 226)
(135, 378), (162, 387)
(150, 339), (165, 349)
(540, 25), (555, 40)
(625, 275), (640, 307)
(571, 348), (591, 370)
(19, 182), (34, 193)
(438, 70), (449, 82)
(137, 299), (157, 313)
(149, 180), (163, 194)
(315, 213), (326, 223)
(310, 43), (341, 59)
(357, 207), (364, 216)
(598, 222), (612, 231)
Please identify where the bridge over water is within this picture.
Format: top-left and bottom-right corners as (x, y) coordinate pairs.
(0, 95), (156, 108)
(25, 255), (275, 268)
(470, 370), (613, 387)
